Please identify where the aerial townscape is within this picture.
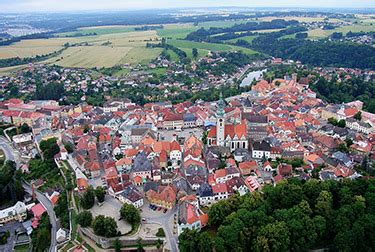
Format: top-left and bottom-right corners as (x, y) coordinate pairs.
(0, 1), (374, 252)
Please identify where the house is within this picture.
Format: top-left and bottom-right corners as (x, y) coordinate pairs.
(146, 185), (177, 209)
(131, 152), (152, 180)
(183, 113), (197, 128)
(346, 118), (374, 134)
(118, 185), (144, 208)
(251, 141), (271, 159)
(238, 160), (258, 176)
(0, 201), (28, 224)
(163, 112), (184, 130)
(277, 163), (292, 178)
(177, 195), (208, 235)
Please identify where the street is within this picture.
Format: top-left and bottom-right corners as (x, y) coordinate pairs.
(140, 200), (178, 252)
(0, 136), (57, 252)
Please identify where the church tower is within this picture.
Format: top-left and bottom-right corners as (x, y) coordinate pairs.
(216, 92), (225, 146)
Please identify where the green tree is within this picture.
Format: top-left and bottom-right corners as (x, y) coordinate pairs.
(120, 203), (141, 229)
(354, 111), (362, 121)
(337, 119), (346, 128)
(315, 190), (333, 218)
(76, 211), (93, 227)
(254, 221), (290, 252)
(192, 48), (198, 58)
(95, 186), (106, 203)
(81, 186), (95, 209)
(92, 215), (118, 237)
(114, 238), (121, 252)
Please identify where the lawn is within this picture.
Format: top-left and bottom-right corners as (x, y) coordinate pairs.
(168, 39), (233, 51)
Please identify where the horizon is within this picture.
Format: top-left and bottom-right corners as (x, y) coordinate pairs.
(1, 0), (375, 13)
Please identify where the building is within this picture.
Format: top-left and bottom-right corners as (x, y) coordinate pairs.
(118, 185), (144, 208)
(251, 141), (271, 159)
(0, 201), (28, 224)
(146, 185), (177, 209)
(177, 195), (208, 235)
(207, 93), (248, 151)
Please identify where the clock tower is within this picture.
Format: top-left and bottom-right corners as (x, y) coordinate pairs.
(216, 92), (225, 147)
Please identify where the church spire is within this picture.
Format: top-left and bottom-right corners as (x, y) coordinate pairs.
(217, 91), (225, 117)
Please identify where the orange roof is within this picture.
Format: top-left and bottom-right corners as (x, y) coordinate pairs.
(207, 121), (247, 139)
(77, 178), (88, 190)
(134, 176), (143, 184)
(199, 213), (208, 226)
(170, 140), (181, 151)
(50, 194), (59, 205)
(214, 169), (226, 179)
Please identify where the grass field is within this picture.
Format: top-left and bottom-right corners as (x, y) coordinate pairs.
(57, 25), (137, 36)
(226, 35), (258, 43)
(167, 39), (258, 56)
(308, 23), (375, 39)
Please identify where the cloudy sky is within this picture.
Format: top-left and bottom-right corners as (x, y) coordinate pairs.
(0, 0), (374, 12)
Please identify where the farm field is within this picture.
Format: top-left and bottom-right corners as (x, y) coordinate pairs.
(308, 23), (375, 39)
(226, 35), (257, 43)
(57, 25), (137, 37)
(0, 38), (73, 59)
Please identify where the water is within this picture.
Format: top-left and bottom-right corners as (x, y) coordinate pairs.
(240, 69), (267, 87)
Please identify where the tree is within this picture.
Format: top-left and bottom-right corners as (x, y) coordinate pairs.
(120, 203), (141, 228)
(208, 200), (231, 226)
(192, 48), (198, 58)
(337, 119), (346, 128)
(254, 221), (290, 252)
(92, 215), (118, 237)
(77, 211), (93, 227)
(95, 186), (106, 203)
(64, 143), (74, 153)
(328, 117), (338, 126)
(354, 111), (362, 121)
(20, 123), (31, 134)
(81, 186), (95, 209)
(114, 238), (121, 252)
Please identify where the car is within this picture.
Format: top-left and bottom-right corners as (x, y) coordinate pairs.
(142, 218), (146, 222)
(149, 204), (153, 209)
(157, 207), (162, 211)
(163, 209), (167, 213)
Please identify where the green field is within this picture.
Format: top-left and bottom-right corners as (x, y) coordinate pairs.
(226, 35), (258, 43)
(308, 23), (375, 39)
(157, 27), (197, 39)
(57, 25), (137, 36)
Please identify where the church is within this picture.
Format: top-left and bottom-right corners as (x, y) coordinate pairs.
(207, 94), (248, 151)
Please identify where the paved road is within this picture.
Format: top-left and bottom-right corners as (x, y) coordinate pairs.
(23, 183), (58, 252)
(0, 136), (57, 252)
(141, 202), (178, 252)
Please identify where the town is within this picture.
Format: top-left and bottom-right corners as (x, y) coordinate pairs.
(0, 53), (374, 251)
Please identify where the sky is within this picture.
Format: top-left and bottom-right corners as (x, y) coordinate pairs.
(0, 0), (374, 13)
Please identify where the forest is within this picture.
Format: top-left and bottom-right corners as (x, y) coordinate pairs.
(179, 178), (375, 252)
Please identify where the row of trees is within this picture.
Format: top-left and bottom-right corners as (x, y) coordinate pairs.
(179, 178), (375, 252)
(186, 19), (299, 42)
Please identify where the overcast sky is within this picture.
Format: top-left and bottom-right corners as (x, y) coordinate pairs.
(1, 0), (374, 13)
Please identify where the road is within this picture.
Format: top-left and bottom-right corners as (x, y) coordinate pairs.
(0, 136), (57, 252)
(141, 201), (178, 252)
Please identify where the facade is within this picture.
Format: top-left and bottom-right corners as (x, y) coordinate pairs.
(0, 201), (28, 224)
